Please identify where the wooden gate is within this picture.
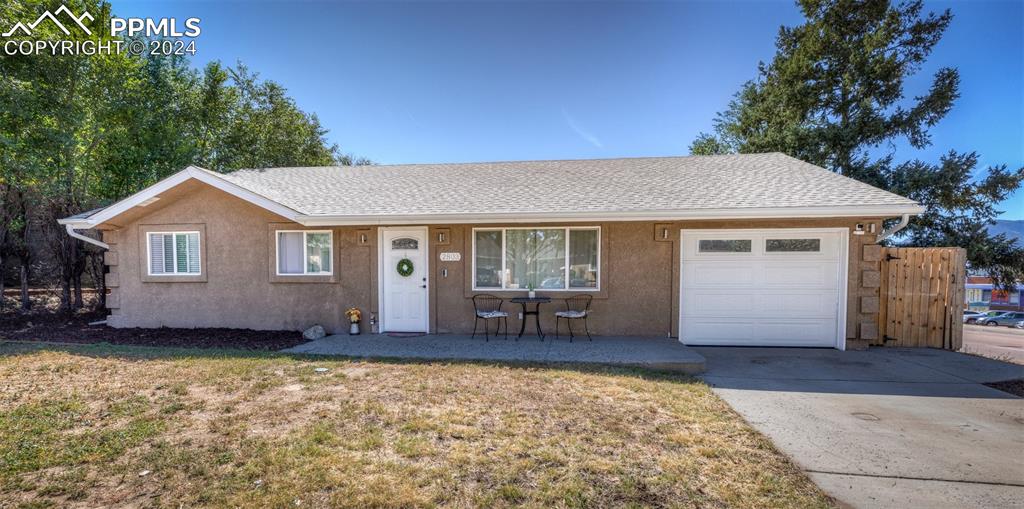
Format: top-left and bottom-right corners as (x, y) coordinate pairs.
(876, 247), (966, 349)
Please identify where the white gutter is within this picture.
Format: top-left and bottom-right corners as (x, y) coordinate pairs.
(64, 223), (110, 250)
(298, 204), (927, 227)
(59, 201), (929, 227)
(876, 214), (911, 243)
(60, 203), (925, 229)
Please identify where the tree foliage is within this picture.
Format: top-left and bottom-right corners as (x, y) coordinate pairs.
(0, 0), (367, 310)
(690, 0), (1024, 287)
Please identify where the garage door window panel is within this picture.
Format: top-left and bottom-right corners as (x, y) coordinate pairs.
(698, 239), (752, 253)
(766, 238), (821, 252)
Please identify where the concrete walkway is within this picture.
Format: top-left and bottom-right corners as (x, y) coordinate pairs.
(283, 334), (706, 373)
(697, 347), (1024, 509)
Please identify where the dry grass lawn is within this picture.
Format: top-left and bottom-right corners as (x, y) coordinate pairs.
(0, 342), (833, 508)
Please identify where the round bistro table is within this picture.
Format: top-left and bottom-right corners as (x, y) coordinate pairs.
(510, 296), (552, 340)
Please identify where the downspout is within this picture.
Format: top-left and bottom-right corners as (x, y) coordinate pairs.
(64, 223), (110, 250)
(876, 214), (910, 244)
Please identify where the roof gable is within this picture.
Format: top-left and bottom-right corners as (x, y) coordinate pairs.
(59, 166), (303, 227)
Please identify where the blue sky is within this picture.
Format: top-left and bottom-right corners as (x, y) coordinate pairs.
(110, 0), (1023, 219)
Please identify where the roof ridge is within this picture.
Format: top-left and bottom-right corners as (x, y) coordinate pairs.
(226, 152), (783, 173)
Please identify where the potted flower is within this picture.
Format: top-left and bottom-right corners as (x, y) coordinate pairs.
(527, 283), (536, 299)
(345, 307), (362, 335)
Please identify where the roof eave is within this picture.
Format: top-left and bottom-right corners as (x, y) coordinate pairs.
(297, 204), (926, 226)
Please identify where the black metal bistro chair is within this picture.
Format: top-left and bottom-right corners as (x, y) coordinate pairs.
(554, 295), (593, 342)
(472, 294), (509, 341)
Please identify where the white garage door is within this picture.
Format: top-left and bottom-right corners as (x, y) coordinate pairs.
(679, 228), (847, 348)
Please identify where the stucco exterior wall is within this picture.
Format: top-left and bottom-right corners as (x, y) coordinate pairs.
(101, 182), (884, 347)
(103, 184), (376, 334)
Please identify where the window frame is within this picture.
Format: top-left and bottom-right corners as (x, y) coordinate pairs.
(275, 230), (334, 276)
(471, 226), (600, 292)
(146, 231), (202, 276)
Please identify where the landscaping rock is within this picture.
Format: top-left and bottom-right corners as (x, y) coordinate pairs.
(302, 325), (326, 340)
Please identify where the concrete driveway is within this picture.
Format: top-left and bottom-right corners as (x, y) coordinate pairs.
(697, 347), (1024, 509)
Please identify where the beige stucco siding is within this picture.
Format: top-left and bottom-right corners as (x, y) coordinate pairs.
(103, 184), (376, 333)
(101, 181), (884, 347)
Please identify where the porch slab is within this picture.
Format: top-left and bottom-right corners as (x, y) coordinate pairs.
(282, 334), (706, 374)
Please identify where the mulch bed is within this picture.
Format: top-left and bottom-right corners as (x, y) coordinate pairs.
(984, 379), (1024, 398)
(1, 299), (306, 351)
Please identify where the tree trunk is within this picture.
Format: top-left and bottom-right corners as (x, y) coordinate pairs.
(0, 257), (6, 312)
(19, 263), (30, 311)
(92, 251), (107, 310)
(97, 276), (107, 310)
(60, 276), (71, 311)
(73, 271), (83, 310)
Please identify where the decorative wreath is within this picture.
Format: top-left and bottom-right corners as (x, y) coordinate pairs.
(396, 258), (414, 277)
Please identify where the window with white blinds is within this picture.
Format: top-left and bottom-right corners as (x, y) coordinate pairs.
(148, 232), (201, 275)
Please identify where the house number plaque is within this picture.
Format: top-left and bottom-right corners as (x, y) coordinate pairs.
(439, 252), (461, 262)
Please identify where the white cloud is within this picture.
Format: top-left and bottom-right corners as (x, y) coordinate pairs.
(561, 108), (603, 148)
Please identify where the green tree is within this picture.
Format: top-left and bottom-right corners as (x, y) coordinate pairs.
(1, 0), (121, 309)
(690, 0), (1024, 287)
(1, 0), (368, 311)
(213, 64), (340, 171)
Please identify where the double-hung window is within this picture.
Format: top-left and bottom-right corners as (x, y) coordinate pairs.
(473, 227), (599, 291)
(148, 232), (201, 275)
(276, 231), (333, 275)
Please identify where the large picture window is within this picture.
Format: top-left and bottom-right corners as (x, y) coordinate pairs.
(148, 232), (200, 275)
(473, 227), (599, 290)
(277, 231), (333, 275)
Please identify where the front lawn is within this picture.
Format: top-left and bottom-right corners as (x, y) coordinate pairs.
(0, 342), (832, 508)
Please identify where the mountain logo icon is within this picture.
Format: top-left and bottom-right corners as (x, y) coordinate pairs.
(3, 5), (94, 37)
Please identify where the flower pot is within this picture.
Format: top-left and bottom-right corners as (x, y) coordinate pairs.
(349, 323), (360, 335)
(528, 291), (536, 299)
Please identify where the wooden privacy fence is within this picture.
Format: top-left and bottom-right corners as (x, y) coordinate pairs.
(876, 247), (966, 349)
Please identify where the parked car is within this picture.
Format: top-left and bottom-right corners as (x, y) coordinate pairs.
(963, 310), (987, 324)
(1016, 320), (1024, 330)
(976, 311), (1024, 327)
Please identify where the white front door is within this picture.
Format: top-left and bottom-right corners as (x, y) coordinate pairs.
(679, 228), (848, 348)
(380, 227), (429, 332)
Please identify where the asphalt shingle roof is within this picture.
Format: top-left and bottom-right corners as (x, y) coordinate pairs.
(212, 152), (918, 218)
